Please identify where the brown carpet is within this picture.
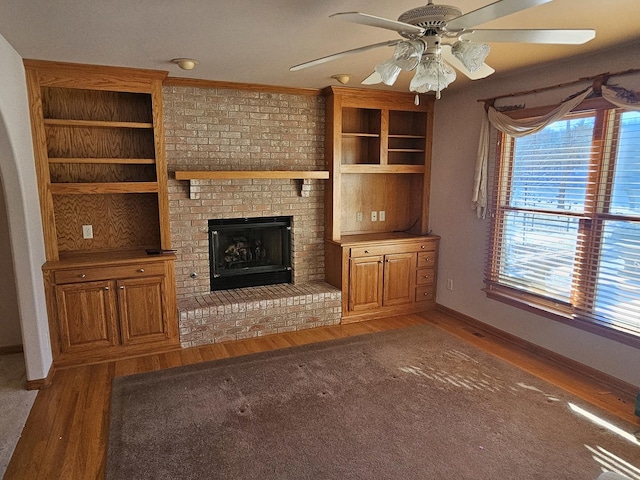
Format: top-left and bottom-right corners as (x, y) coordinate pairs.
(107, 323), (640, 480)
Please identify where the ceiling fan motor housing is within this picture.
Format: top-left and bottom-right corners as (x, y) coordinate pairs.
(398, 3), (462, 34)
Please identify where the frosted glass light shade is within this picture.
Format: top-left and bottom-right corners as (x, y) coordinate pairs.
(451, 40), (490, 72)
(409, 55), (456, 94)
(392, 40), (424, 71)
(374, 58), (402, 85)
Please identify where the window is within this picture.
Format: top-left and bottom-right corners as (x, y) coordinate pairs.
(487, 103), (640, 342)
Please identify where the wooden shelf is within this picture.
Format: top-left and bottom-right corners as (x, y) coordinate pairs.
(48, 158), (156, 165)
(342, 133), (380, 138)
(44, 119), (154, 129)
(50, 182), (159, 195)
(340, 165), (425, 174)
(175, 170), (330, 200)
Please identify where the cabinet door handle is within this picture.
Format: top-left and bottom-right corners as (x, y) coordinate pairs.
(79, 274), (86, 279)
(119, 286), (125, 290)
(138, 268), (145, 273)
(104, 286), (109, 291)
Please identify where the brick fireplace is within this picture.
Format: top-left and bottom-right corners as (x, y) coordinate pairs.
(162, 83), (341, 346)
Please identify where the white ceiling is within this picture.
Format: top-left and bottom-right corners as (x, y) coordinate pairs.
(1, 0), (639, 93)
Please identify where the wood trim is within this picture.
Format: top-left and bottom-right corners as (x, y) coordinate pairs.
(23, 59), (167, 93)
(48, 157), (156, 165)
(0, 345), (23, 355)
(164, 76), (322, 96)
(434, 304), (640, 420)
(25, 66), (59, 261)
(152, 78), (172, 250)
(25, 363), (55, 390)
(43, 119), (153, 129)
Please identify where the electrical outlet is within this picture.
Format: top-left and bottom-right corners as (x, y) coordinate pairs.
(356, 212), (363, 222)
(446, 279), (454, 291)
(82, 224), (93, 239)
(379, 210), (386, 221)
(371, 211), (377, 222)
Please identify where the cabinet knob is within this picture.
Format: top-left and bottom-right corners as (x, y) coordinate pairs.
(424, 275), (430, 279)
(104, 286), (109, 291)
(119, 286), (125, 290)
(364, 250), (370, 254)
(424, 292), (429, 296)
(138, 268), (145, 273)
(421, 245), (426, 249)
(79, 274), (86, 279)
(424, 257), (431, 262)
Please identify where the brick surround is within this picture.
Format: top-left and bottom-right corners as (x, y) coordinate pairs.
(162, 84), (339, 343)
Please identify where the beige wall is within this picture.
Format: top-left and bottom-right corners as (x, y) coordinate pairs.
(430, 40), (640, 387)
(0, 179), (21, 347)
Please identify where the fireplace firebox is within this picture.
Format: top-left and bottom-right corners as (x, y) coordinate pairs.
(208, 216), (292, 291)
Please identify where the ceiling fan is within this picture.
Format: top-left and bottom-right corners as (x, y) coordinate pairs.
(290, 0), (595, 99)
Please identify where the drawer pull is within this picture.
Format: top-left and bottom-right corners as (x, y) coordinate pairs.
(364, 250), (370, 254)
(421, 245), (426, 249)
(104, 286), (109, 291)
(138, 268), (145, 273)
(119, 286), (125, 290)
(424, 275), (430, 279)
(424, 292), (430, 296)
(423, 257), (431, 262)
(79, 274), (86, 279)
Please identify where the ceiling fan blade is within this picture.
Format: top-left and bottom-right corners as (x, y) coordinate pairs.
(446, 0), (553, 31)
(361, 71), (383, 85)
(441, 46), (495, 80)
(290, 40), (400, 71)
(331, 12), (425, 36)
(461, 29), (596, 44)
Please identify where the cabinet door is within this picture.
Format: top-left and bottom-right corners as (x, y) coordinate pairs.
(55, 280), (119, 353)
(117, 275), (169, 345)
(349, 256), (384, 312)
(383, 253), (416, 306)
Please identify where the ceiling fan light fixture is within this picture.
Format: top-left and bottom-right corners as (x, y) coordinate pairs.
(410, 54), (456, 98)
(392, 40), (425, 70)
(451, 40), (490, 72)
(374, 58), (402, 86)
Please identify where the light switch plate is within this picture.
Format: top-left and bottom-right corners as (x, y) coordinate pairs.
(82, 224), (93, 239)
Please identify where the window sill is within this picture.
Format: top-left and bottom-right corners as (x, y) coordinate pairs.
(484, 285), (640, 349)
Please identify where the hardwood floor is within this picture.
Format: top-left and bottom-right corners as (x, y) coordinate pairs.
(6, 310), (639, 479)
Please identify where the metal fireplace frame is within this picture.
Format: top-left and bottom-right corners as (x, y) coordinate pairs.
(208, 216), (292, 291)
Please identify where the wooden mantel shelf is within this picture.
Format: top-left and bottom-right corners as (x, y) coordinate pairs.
(174, 170), (330, 199)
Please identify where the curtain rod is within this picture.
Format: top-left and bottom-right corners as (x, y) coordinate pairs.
(477, 67), (640, 105)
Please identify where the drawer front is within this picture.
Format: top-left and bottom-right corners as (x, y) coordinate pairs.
(416, 268), (435, 286)
(417, 251), (436, 268)
(350, 240), (436, 258)
(416, 286), (435, 302)
(55, 262), (166, 284)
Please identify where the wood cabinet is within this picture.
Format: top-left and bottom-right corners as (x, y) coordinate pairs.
(44, 254), (178, 366)
(25, 60), (178, 366)
(323, 87), (434, 241)
(324, 87), (437, 323)
(327, 234), (439, 323)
